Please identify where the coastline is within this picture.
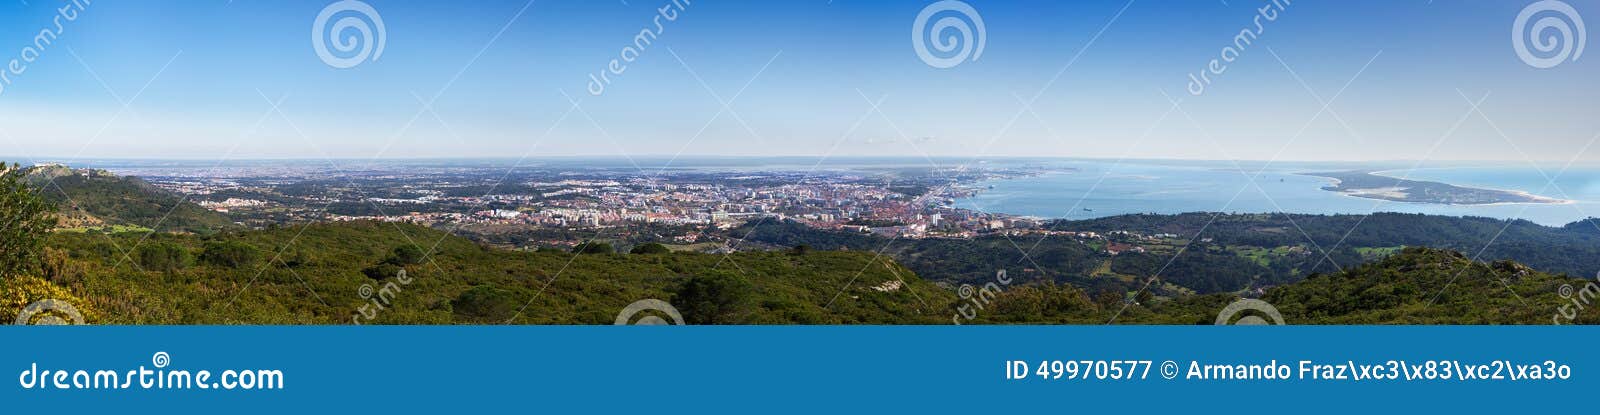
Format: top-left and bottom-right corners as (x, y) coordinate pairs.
(953, 163), (1588, 226)
(1323, 187), (1576, 206)
(1360, 169), (1575, 205)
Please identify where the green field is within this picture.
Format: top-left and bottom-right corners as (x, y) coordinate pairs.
(1355, 246), (1404, 260)
(56, 224), (156, 234)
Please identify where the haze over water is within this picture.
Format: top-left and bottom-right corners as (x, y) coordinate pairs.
(955, 160), (1600, 227)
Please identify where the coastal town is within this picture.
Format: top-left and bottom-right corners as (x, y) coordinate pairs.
(82, 161), (1176, 255)
(127, 163), (1035, 237)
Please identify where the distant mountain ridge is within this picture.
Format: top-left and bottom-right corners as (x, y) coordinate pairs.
(19, 164), (235, 234)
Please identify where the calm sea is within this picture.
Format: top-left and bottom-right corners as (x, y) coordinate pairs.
(954, 161), (1600, 227)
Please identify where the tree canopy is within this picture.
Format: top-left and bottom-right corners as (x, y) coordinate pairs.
(0, 162), (58, 278)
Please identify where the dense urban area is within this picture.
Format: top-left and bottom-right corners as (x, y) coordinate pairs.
(109, 161), (1076, 248)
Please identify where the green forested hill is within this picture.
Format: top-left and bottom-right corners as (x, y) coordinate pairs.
(970, 246), (1600, 325)
(21, 165), (235, 234)
(1258, 247), (1588, 324)
(1066, 212), (1600, 280)
(731, 214), (1600, 299)
(20, 221), (1596, 325)
(38, 221), (950, 324)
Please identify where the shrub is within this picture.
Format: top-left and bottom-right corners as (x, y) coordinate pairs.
(629, 243), (671, 255)
(136, 242), (191, 272)
(362, 263), (403, 280)
(0, 275), (97, 324)
(671, 273), (755, 325)
(571, 242), (614, 255)
(39, 247), (81, 285)
(389, 245), (426, 265)
(0, 162), (57, 278)
(451, 285), (518, 321)
(280, 249), (310, 268)
(199, 241), (262, 268)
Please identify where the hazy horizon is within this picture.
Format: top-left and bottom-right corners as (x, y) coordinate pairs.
(6, 154), (1597, 166)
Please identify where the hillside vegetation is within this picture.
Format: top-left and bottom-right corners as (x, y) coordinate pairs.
(22, 165), (235, 234)
(732, 213), (1600, 300)
(42, 222), (950, 324)
(29, 222), (1599, 325)
(1092, 247), (1599, 325)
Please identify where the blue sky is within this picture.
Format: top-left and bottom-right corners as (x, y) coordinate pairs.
(0, 0), (1595, 163)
